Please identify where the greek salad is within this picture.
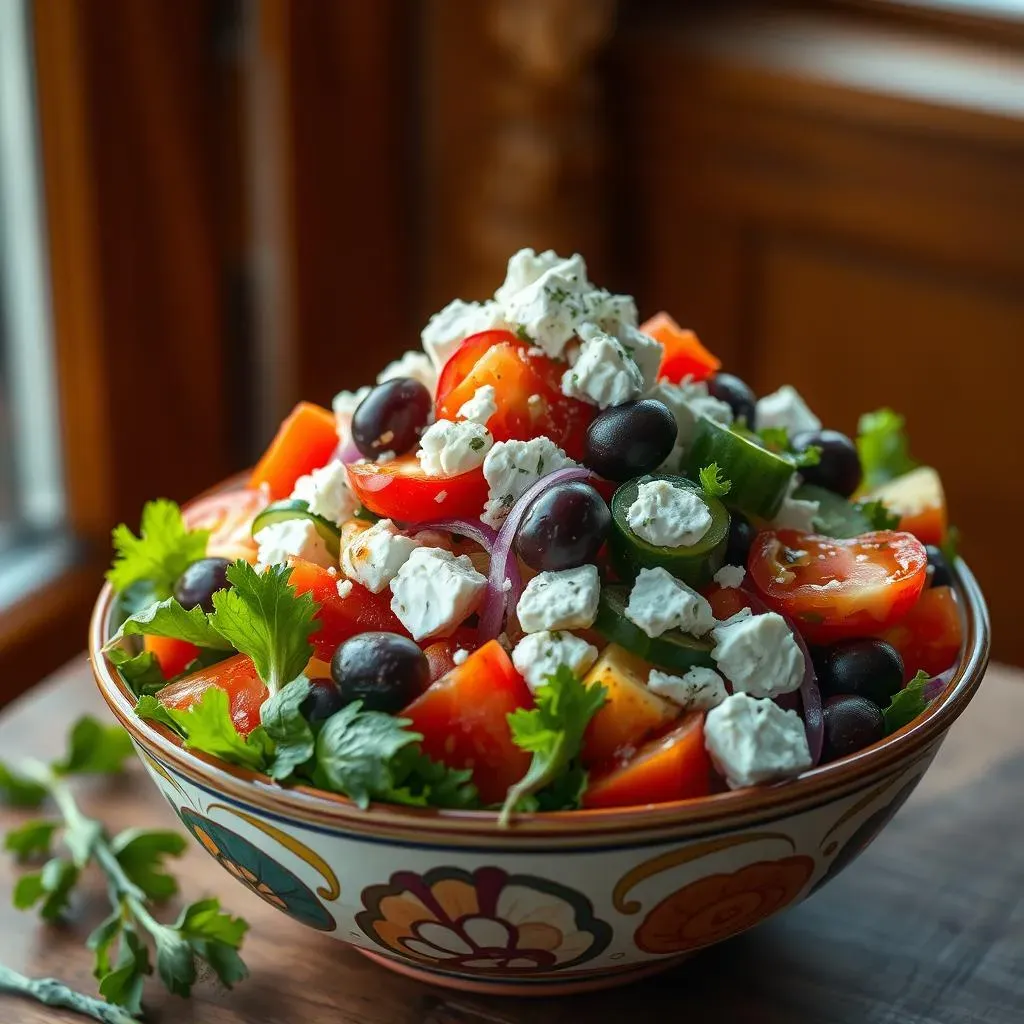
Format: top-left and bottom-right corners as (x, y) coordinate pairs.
(104, 248), (963, 821)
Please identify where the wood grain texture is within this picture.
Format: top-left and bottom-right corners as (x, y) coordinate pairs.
(0, 658), (1020, 1023)
(613, 6), (1024, 664)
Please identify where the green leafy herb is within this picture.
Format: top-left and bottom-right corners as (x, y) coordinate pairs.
(941, 524), (960, 565)
(106, 648), (167, 698)
(384, 748), (480, 810)
(135, 690), (274, 772)
(107, 499), (209, 599)
(698, 462), (732, 498)
(857, 408), (918, 489)
(755, 426), (790, 452)
(499, 666), (607, 825)
(260, 676), (315, 781)
(209, 561), (319, 698)
(0, 763), (48, 808)
(883, 670), (931, 734)
(852, 499), (901, 532)
(311, 703), (420, 808)
(0, 716), (251, 1016)
(787, 444), (821, 469)
(113, 598), (231, 651)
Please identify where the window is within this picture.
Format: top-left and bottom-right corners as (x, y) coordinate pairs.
(0, 0), (69, 609)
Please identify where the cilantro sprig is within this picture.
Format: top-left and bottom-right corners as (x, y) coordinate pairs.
(856, 408), (918, 489)
(0, 717), (250, 1020)
(698, 462), (732, 498)
(852, 498), (901, 532)
(499, 666), (607, 826)
(107, 500), (208, 600)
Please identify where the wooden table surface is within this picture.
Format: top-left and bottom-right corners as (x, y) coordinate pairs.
(0, 658), (1021, 1024)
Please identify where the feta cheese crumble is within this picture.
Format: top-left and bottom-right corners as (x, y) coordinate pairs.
(755, 385), (821, 437)
(626, 479), (712, 548)
(648, 666), (728, 711)
(336, 579), (353, 599)
(452, 648), (469, 666)
(340, 518), (419, 594)
(389, 547), (487, 641)
(511, 630), (599, 693)
(480, 436), (576, 528)
(290, 459), (357, 526)
(704, 692), (812, 789)
(516, 564), (600, 633)
(456, 384), (498, 426)
(771, 476), (820, 532)
(646, 379), (733, 453)
(421, 298), (509, 371)
(417, 419), (493, 477)
(254, 519), (334, 572)
(377, 350), (437, 395)
(713, 564), (746, 589)
(616, 324), (663, 391)
(710, 612), (804, 698)
(561, 322), (644, 409)
(625, 566), (716, 638)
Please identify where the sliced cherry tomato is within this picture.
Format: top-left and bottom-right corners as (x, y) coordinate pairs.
(143, 635), (200, 680)
(286, 557), (410, 659)
(250, 401), (338, 499)
(347, 455), (489, 524)
(435, 330), (594, 459)
(184, 487), (268, 563)
(581, 644), (680, 767)
(702, 583), (755, 622)
(402, 640), (533, 804)
(867, 467), (947, 546)
(879, 585), (962, 679)
(640, 312), (720, 384)
(584, 713), (711, 809)
(748, 530), (928, 644)
(157, 653), (267, 736)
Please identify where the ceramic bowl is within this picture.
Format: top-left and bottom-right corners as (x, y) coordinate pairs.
(88, 512), (990, 997)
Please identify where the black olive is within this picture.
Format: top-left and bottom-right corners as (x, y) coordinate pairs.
(330, 632), (430, 714)
(584, 399), (678, 482)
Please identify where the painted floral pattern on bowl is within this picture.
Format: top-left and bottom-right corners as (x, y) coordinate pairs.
(356, 866), (612, 973)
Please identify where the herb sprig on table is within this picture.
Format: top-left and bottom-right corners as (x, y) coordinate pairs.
(0, 716), (251, 1022)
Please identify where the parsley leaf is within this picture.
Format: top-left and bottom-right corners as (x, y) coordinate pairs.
(698, 462), (732, 498)
(0, 762), (48, 808)
(941, 524), (960, 564)
(852, 498), (901, 531)
(114, 597), (232, 650)
(209, 561), (320, 698)
(53, 717), (136, 776)
(106, 647), (168, 697)
(499, 666), (607, 825)
(883, 670), (930, 734)
(385, 747), (480, 810)
(261, 676), (315, 781)
(107, 499), (209, 598)
(857, 408), (918, 489)
(788, 444), (821, 469)
(756, 426), (790, 452)
(111, 828), (187, 901)
(311, 703), (420, 808)
(4, 820), (59, 862)
(135, 689), (275, 772)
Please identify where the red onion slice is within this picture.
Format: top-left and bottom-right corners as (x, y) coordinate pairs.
(414, 518), (497, 553)
(740, 585), (824, 766)
(334, 437), (362, 464)
(477, 465), (598, 643)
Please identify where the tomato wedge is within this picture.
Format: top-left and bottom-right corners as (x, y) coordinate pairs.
(402, 640), (533, 804)
(702, 583), (755, 623)
(878, 585), (962, 680)
(347, 455), (489, 524)
(250, 402), (338, 499)
(143, 635), (200, 679)
(435, 330), (594, 459)
(584, 713), (711, 809)
(867, 467), (947, 546)
(748, 530), (928, 644)
(184, 487), (268, 564)
(287, 557), (410, 659)
(157, 653), (267, 736)
(640, 312), (720, 384)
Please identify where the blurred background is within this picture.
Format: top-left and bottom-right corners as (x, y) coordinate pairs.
(0, 0), (1021, 696)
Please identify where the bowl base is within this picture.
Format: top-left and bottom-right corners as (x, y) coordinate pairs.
(353, 948), (690, 997)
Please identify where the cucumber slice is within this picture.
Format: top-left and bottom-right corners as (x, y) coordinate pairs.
(685, 418), (795, 519)
(796, 484), (873, 539)
(251, 499), (342, 557)
(593, 585), (715, 673)
(610, 474), (729, 588)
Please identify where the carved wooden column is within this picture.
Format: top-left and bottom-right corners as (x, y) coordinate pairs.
(420, 0), (616, 314)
